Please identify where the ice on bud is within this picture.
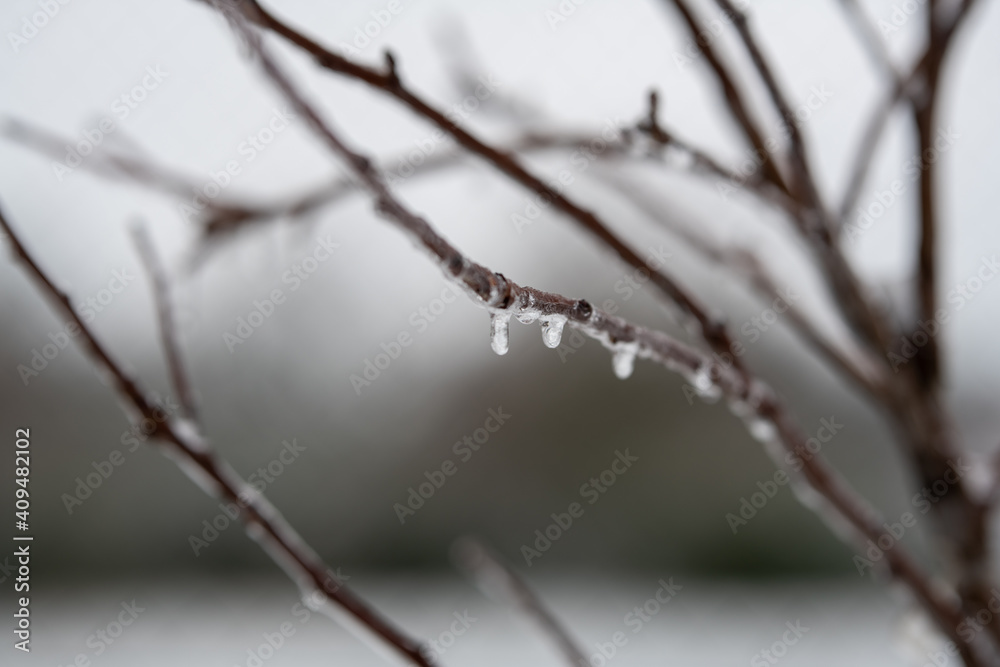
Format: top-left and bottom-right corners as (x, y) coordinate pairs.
(612, 344), (637, 380)
(540, 314), (567, 349)
(748, 417), (776, 443)
(490, 312), (511, 356)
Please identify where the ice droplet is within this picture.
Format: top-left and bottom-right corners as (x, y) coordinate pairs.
(490, 312), (511, 356)
(540, 315), (567, 349)
(689, 363), (721, 401)
(612, 345), (637, 380)
(516, 310), (540, 324)
(748, 417), (776, 443)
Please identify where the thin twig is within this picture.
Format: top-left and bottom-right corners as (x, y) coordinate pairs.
(225, 19), (977, 655)
(663, 0), (790, 195)
(598, 171), (885, 397)
(452, 537), (588, 667)
(215, 0), (758, 391)
(130, 222), (199, 420)
(0, 206), (433, 667)
(836, 0), (904, 84)
(713, 0), (824, 211)
(837, 66), (918, 223)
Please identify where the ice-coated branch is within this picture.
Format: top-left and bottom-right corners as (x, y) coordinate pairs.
(224, 18), (979, 657)
(661, 0), (895, 380)
(712, 0), (824, 211)
(662, 0), (790, 195)
(207, 0), (758, 388)
(598, 171), (886, 398)
(452, 538), (589, 667)
(837, 65), (918, 223)
(909, 0), (980, 391)
(0, 205), (434, 667)
(130, 222), (199, 420)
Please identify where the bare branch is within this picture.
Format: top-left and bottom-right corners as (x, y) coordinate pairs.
(452, 537), (588, 667)
(0, 206), (434, 666)
(836, 0), (904, 84)
(217, 0), (759, 390)
(130, 222), (199, 420)
(837, 66), (917, 222)
(598, 171), (887, 397)
(222, 18), (978, 654)
(712, 0), (824, 210)
(662, 0), (790, 195)
(636, 90), (798, 213)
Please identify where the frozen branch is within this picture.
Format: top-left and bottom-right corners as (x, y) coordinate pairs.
(662, 0), (790, 195)
(0, 206), (434, 666)
(453, 538), (588, 667)
(220, 16), (979, 657)
(712, 0), (824, 211)
(130, 222), (199, 420)
(210, 0), (759, 389)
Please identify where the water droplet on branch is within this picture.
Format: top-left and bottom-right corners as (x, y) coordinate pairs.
(490, 312), (511, 356)
(612, 345), (637, 380)
(540, 315), (567, 349)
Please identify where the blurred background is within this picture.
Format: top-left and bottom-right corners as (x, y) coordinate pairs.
(1, 0), (999, 664)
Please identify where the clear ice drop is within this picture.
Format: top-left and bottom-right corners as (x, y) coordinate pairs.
(490, 312), (511, 356)
(540, 315), (566, 349)
(612, 347), (636, 379)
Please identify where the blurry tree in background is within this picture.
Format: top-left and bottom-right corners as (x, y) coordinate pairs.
(2, 0), (998, 664)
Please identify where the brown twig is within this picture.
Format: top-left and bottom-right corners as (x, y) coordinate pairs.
(130, 222), (199, 420)
(224, 18), (980, 657)
(215, 0), (758, 392)
(598, 170), (885, 397)
(661, 0), (896, 389)
(452, 537), (588, 667)
(0, 206), (434, 666)
(662, 0), (790, 195)
(712, 0), (824, 211)
(908, 0), (980, 390)
(837, 65), (918, 223)
(836, 0), (904, 85)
